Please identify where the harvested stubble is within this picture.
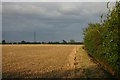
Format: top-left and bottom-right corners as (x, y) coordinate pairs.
(2, 45), (78, 78)
(2, 44), (113, 78)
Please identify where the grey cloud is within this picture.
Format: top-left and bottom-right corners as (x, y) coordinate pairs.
(2, 2), (115, 42)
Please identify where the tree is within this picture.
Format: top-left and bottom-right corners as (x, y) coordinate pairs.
(69, 39), (75, 43)
(2, 40), (6, 44)
(21, 40), (26, 44)
(62, 40), (67, 44)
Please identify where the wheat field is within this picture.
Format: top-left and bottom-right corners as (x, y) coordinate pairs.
(2, 45), (78, 78)
(2, 44), (112, 78)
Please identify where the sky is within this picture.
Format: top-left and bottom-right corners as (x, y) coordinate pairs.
(2, 2), (115, 42)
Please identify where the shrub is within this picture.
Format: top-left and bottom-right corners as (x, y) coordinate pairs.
(83, 1), (120, 78)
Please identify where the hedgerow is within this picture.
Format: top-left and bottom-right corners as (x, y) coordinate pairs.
(83, 1), (120, 78)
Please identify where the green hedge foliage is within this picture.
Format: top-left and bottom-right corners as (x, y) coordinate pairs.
(83, 1), (120, 77)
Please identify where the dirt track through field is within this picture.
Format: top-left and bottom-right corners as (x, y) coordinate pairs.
(2, 45), (113, 78)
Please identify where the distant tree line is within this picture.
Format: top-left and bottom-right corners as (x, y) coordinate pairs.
(1, 39), (83, 45)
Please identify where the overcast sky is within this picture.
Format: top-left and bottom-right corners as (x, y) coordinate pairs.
(2, 2), (115, 42)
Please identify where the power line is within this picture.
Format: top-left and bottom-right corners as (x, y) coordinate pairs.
(34, 32), (36, 42)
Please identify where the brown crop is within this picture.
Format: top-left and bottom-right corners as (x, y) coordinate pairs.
(2, 44), (113, 78)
